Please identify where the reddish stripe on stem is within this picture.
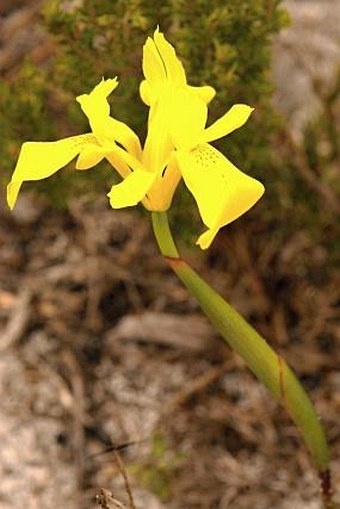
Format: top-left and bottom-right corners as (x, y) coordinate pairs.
(164, 255), (185, 267)
(319, 469), (334, 508)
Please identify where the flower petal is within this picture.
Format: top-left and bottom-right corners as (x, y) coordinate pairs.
(176, 143), (265, 249)
(200, 104), (254, 144)
(143, 153), (181, 211)
(187, 85), (216, 104)
(142, 93), (174, 175)
(142, 35), (168, 86)
(140, 80), (153, 106)
(101, 117), (142, 159)
(105, 152), (131, 179)
(153, 29), (186, 85)
(7, 134), (96, 209)
(142, 29), (187, 107)
(196, 228), (220, 250)
(76, 146), (106, 170)
(166, 87), (207, 150)
(107, 168), (155, 209)
(77, 78), (142, 158)
(76, 77), (118, 120)
(76, 136), (134, 179)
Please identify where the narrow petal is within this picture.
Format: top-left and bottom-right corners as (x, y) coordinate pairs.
(108, 169), (155, 209)
(114, 144), (148, 174)
(200, 104), (254, 144)
(7, 134), (96, 209)
(176, 143), (264, 249)
(142, 29), (187, 107)
(153, 29), (186, 85)
(101, 116), (142, 159)
(105, 152), (131, 179)
(142, 35), (168, 86)
(142, 93), (174, 175)
(144, 153), (181, 211)
(166, 87), (207, 150)
(76, 77), (118, 120)
(107, 143), (150, 182)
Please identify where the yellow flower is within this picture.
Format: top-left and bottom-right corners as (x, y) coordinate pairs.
(7, 78), (142, 210)
(109, 30), (264, 249)
(8, 29), (264, 251)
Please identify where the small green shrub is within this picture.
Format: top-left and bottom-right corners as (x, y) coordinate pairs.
(1, 0), (288, 207)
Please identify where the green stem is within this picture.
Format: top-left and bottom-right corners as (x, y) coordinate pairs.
(151, 211), (331, 497)
(151, 210), (179, 258)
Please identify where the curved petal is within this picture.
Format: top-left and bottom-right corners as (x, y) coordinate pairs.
(107, 168), (155, 209)
(166, 87), (207, 150)
(200, 104), (254, 144)
(153, 29), (186, 85)
(142, 29), (187, 107)
(196, 228), (220, 250)
(76, 77), (118, 120)
(105, 152), (131, 179)
(77, 79), (142, 158)
(187, 85), (216, 105)
(7, 134), (96, 209)
(76, 146), (106, 170)
(142, 93), (174, 175)
(176, 143), (265, 249)
(144, 153), (181, 211)
(142, 35), (168, 86)
(140, 80), (154, 106)
(102, 117), (142, 159)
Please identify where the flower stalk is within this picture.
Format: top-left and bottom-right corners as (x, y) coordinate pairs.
(152, 211), (333, 506)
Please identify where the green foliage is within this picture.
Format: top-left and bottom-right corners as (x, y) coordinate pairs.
(0, 62), (56, 185)
(1, 0), (288, 205)
(130, 433), (183, 501)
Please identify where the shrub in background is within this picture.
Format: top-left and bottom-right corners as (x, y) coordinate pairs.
(0, 0), (288, 208)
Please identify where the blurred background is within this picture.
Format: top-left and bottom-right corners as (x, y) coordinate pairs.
(0, 1), (339, 508)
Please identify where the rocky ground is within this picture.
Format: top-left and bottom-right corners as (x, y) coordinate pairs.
(0, 1), (339, 509)
(273, 0), (340, 139)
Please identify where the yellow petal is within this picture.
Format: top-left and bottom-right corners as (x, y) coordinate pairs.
(166, 87), (207, 150)
(105, 152), (131, 179)
(153, 29), (186, 85)
(196, 228), (220, 250)
(76, 146), (106, 170)
(142, 29), (187, 107)
(101, 116), (142, 159)
(176, 143), (264, 249)
(140, 80), (153, 106)
(142, 93), (174, 175)
(142, 35), (168, 86)
(7, 134), (96, 209)
(200, 104), (254, 144)
(77, 79), (142, 158)
(143, 153), (181, 211)
(108, 143), (149, 180)
(76, 77), (118, 120)
(107, 168), (155, 209)
(187, 85), (216, 104)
